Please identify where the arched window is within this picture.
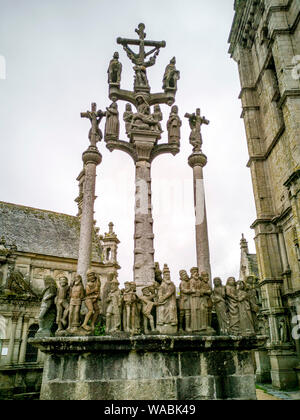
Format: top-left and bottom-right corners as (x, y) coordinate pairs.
(106, 248), (111, 262)
(25, 324), (39, 363)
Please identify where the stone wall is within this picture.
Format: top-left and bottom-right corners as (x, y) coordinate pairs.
(30, 335), (265, 400)
(229, 0), (300, 390)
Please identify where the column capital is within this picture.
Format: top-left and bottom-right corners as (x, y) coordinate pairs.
(188, 151), (207, 168)
(82, 146), (102, 166)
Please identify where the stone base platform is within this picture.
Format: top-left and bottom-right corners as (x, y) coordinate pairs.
(29, 335), (266, 400)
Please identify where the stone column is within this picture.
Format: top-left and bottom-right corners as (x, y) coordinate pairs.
(6, 313), (19, 365)
(18, 315), (30, 364)
(132, 131), (157, 291)
(77, 146), (102, 284)
(188, 151), (212, 283)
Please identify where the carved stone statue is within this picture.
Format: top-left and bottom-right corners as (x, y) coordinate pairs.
(246, 276), (259, 332)
(152, 105), (163, 133)
(67, 275), (85, 333)
(163, 57), (180, 91)
(108, 51), (122, 85)
(140, 285), (157, 334)
(212, 278), (228, 335)
(154, 262), (163, 285)
(131, 105), (159, 132)
(117, 23), (165, 93)
(36, 276), (57, 338)
(123, 103), (134, 137)
(81, 270), (101, 332)
(122, 281), (139, 334)
(236, 281), (256, 336)
(201, 271), (213, 329)
(104, 102), (120, 141)
(106, 277), (122, 333)
(278, 317), (289, 343)
(185, 108), (209, 152)
(81, 103), (105, 147)
(55, 276), (70, 333)
(179, 270), (192, 332)
(156, 264), (178, 334)
(190, 267), (202, 332)
(225, 277), (239, 335)
(167, 105), (181, 144)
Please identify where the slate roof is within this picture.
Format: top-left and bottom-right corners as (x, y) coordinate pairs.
(0, 201), (102, 262)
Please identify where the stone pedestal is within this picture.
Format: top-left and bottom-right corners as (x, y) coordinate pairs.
(255, 349), (271, 383)
(268, 346), (299, 390)
(30, 335), (265, 400)
(188, 152), (212, 283)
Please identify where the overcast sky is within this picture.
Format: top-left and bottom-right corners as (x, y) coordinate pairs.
(0, 0), (257, 286)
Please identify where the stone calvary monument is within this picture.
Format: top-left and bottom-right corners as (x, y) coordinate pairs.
(30, 24), (265, 400)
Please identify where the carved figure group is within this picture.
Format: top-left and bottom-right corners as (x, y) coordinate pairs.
(211, 276), (259, 336)
(36, 271), (101, 337)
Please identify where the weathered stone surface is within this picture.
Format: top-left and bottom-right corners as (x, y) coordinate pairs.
(30, 335), (265, 400)
(229, 0), (300, 390)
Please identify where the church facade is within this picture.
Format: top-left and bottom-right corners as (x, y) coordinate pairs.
(230, 0), (300, 389)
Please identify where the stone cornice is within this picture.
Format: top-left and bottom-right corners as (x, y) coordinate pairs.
(284, 168), (300, 187)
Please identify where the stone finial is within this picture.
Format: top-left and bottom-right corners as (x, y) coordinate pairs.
(240, 234), (249, 252)
(109, 222), (114, 234)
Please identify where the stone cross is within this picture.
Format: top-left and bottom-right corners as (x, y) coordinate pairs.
(187, 108), (212, 284)
(185, 109), (210, 152)
(77, 103), (102, 284)
(81, 102), (105, 147)
(117, 23), (166, 68)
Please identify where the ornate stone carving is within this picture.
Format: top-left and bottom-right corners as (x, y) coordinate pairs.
(156, 264), (178, 334)
(117, 23), (165, 93)
(81, 102), (105, 147)
(163, 57), (180, 92)
(36, 277), (57, 338)
(225, 277), (239, 335)
(167, 105), (181, 144)
(179, 270), (192, 332)
(105, 277), (122, 333)
(123, 103), (134, 137)
(245, 276), (259, 332)
(185, 108), (209, 152)
(108, 52), (122, 85)
(55, 276), (70, 333)
(140, 285), (157, 334)
(122, 281), (139, 334)
(104, 102), (120, 141)
(152, 105), (163, 134)
(236, 281), (256, 336)
(81, 270), (101, 333)
(212, 278), (228, 335)
(67, 275), (85, 333)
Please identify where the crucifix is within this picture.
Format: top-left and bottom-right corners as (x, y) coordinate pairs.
(117, 23), (166, 91)
(81, 102), (105, 147)
(185, 108), (210, 152)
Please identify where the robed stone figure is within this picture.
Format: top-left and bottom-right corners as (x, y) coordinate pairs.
(156, 265), (178, 334)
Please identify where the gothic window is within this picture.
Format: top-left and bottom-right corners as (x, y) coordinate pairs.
(25, 324), (39, 363)
(106, 248), (111, 262)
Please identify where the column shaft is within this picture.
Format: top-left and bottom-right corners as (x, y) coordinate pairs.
(134, 161), (155, 290)
(77, 147), (101, 284)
